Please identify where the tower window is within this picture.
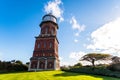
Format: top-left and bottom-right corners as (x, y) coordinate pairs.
(51, 29), (54, 35)
(41, 27), (44, 34)
(50, 54), (52, 56)
(38, 44), (40, 48)
(36, 54), (38, 56)
(43, 54), (45, 56)
(50, 42), (52, 48)
(44, 42), (46, 48)
(45, 27), (48, 34)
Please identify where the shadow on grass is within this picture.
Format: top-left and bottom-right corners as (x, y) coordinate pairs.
(0, 70), (47, 75)
(54, 71), (81, 76)
(54, 71), (120, 80)
(0, 71), (29, 75)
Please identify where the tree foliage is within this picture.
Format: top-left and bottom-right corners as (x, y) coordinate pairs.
(80, 53), (111, 67)
(15, 60), (23, 64)
(74, 63), (82, 67)
(0, 60), (28, 73)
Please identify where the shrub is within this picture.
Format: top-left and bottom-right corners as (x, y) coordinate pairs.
(62, 66), (120, 78)
(61, 66), (70, 71)
(73, 63), (82, 67)
(108, 63), (120, 71)
(0, 60), (28, 73)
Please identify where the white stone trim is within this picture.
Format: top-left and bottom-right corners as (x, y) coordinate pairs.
(54, 59), (56, 70)
(37, 60), (40, 69)
(45, 59), (47, 69)
(28, 61), (31, 71)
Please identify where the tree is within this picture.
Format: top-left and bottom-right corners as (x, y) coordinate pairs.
(72, 63), (82, 68)
(11, 60), (15, 63)
(80, 53), (111, 67)
(74, 63), (82, 67)
(15, 60), (23, 65)
(26, 62), (29, 66)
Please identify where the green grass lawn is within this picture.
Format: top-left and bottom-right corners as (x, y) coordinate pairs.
(0, 71), (119, 80)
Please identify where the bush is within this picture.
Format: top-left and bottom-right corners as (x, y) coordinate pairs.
(62, 66), (120, 78)
(73, 63), (82, 67)
(0, 60), (28, 73)
(108, 63), (120, 71)
(61, 66), (70, 71)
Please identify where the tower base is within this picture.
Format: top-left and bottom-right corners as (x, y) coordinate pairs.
(28, 57), (60, 71)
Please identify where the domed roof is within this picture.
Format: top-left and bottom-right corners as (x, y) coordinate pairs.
(42, 13), (57, 23)
(40, 13), (58, 29)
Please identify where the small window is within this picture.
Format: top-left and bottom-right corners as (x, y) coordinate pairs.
(50, 42), (52, 48)
(33, 65), (35, 68)
(38, 44), (40, 48)
(45, 27), (48, 34)
(50, 54), (52, 56)
(50, 63), (52, 67)
(43, 54), (45, 56)
(36, 54), (38, 56)
(51, 29), (54, 35)
(41, 27), (44, 34)
(44, 42), (46, 48)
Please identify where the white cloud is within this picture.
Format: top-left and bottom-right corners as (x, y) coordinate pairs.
(69, 51), (87, 61)
(59, 56), (63, 60)
(60, 61), (71, 66)
(74, 39), (78, 43)
(70, 16), (85, 37)
(75, 32), (79, 36)
(115, 5), (120, 9)
(59, 56), (73, 66)
(80, 61), (91, 66)
(44, 0), (64, 22)
(87, 17), (120, 57)
(70, 16), (85, 32)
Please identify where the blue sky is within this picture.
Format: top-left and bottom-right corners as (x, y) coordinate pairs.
(0, 0), (120, 65)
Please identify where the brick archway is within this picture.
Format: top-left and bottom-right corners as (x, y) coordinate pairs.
(39, 62), (45, 69)
(31, 61), (37, 69)
(47, 62), (53, 69)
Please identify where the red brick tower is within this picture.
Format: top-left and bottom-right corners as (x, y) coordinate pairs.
(28, 13), (60, 71)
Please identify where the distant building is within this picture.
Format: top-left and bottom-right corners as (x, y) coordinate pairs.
(112, 56), (120, 63)
(28, 13), (60, 71)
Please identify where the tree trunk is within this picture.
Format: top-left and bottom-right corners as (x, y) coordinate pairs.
(92, 58), (95, 67)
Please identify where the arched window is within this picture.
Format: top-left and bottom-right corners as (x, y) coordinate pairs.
(40, 62), (45, 69)
(48, 62), (53, 68)
(36, 54), (38, 56)
(33, 64), (36, 68)
(43, 54), (45, 56)
(44, 42), (46, 48)
(45, 27), (48, 34)
(41, 27), (44, 34)
(33, 63), (37, 68)
(50, 42), (52, 48)
(38, 43), (40, 48)
(50, 54), (52, 56)
(51, 28), (54, 35)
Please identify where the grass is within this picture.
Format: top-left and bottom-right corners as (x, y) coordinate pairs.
(0, 71), (119, 80)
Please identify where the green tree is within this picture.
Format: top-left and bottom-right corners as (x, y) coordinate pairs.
(80, 53), (111, 67)
(15, 60), (23, 65)
(74, 63), (82, 67)
(26, 62), (29, 66)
